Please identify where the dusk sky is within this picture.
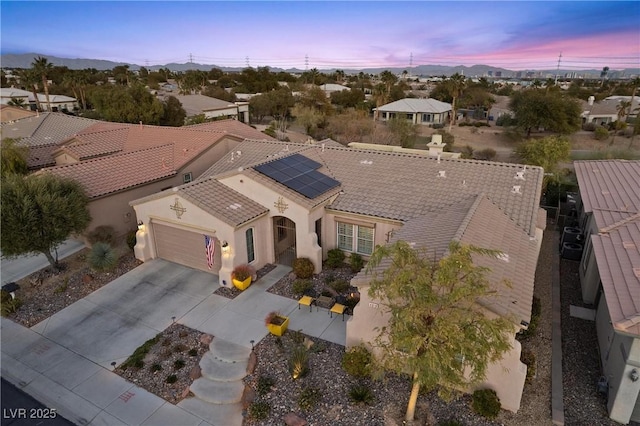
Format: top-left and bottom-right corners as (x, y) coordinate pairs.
(1, 1), (639, 71)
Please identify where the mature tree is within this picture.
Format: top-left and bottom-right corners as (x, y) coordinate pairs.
(617, 100), (632, 122)
(446, 73), (467, 131)
(509, 89), (581, 137)
(88, 84), (164, 124)
(326, 108), (374, 144)
(516, 135), (570, 190)
(291, 104), (324, 136)
(600, 66), (610, 87)
(248, 88), (295, 124)
(112, 65), (131, 86)
(32, 56), (53, 111)
(367, 241), (514, 422)
(330, 89), (365, 110)
(159, 96), (186, 126)
(1, 138), (29, 178)
(202, 85), (236, 102)
(387, 116), (418, 148)
(7, 97), (28, 109)
(1, 174), (91, 269)
(18, 68), (41, 111)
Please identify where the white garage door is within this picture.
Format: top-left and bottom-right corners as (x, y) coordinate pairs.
(153, 223), (221, 273)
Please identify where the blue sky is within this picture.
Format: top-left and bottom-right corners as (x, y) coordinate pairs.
(1, 1), (639, 70)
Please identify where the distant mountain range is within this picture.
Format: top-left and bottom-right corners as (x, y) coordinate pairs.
(2, 53), (638, 79)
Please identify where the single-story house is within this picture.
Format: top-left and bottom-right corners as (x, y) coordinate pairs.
(0, 104), (37, 123)
(130, 139), (545, 412)
(30, 94), (78, 112)
(41, 119), (274, 238)
(0, 88), (32, 106)
(318, 84), (351, 97)
(581, 96), (640, 126)
(573, 160), (640, 425)
(170, 94), (250, 124)
(374, 98), (452, 125)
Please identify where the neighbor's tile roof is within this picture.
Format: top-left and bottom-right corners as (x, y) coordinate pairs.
(581, 97), (640, 117)
(184, 119), (276, 141)
(376, 98), (452, 113)
(171, 95), (237, 116)
(43, 145), (177, 198)
(575, 160), (640, 336)
(0, 105), (37, 123)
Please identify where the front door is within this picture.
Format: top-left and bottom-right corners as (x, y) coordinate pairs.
(273, 216), (296, 266)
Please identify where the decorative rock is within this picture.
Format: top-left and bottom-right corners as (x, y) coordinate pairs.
(82, 274), (93, 284)
(181, 386), (191, 398)
(283, 412), (307, 426)
(247, 351), (257, 374)
(303, 338), (314, 350)
(241, 385), (256, 410)
(288, 272), (297, 280)
(189, 365), (201, 380)
(200, 334), (213, 345)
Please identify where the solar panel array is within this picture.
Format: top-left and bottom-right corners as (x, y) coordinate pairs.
(255, 153), (341, 199)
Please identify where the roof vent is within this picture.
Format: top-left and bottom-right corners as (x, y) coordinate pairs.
(515, 171), (525, 180)
(634, 268), (640, 279)
(437, 153), (441, 163)
(497, 253), (510, 262)
(322, 143), (325, 152)
(228, 203), (242, 210)
(438, 170), (446, 178)
(284, 145), (289, 151)
(511, 185), (522, 194)
(359, 160), (373, 165)
(461, 179), (467, 187)
(236, 150), (242, 156)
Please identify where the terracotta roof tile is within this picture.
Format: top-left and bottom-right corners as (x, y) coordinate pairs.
(184, 118), (276, 141)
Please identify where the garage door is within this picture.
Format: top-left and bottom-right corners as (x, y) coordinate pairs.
(153, 223), (221, 273)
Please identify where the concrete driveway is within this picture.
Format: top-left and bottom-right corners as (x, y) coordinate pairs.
(28, 259), (221, 369)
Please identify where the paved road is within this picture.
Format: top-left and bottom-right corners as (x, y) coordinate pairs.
(1, 240), (85, 284)
(1, 378), (74, 426)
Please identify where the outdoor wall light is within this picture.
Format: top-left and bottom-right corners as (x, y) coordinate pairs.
(630, 369), (639, 382)
(221, 241), (230, 255)
(137, 220), (144, 230)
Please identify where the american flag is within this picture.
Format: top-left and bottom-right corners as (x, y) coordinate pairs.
(204, 235), (215, 269)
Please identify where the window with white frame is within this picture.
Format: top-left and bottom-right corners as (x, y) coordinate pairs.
(183, 172), (193, 184)
(246, 228), (255, 263)
(337, 222), (374, 255)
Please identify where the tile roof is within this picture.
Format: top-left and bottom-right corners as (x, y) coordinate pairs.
(184, 119), (276, 141)
(0, 105), (37, 123)
(575, 160), (640, 337)
(376, 98), (452, 113)
(43, 145), (177, 198)
(170, 95), (237, 116)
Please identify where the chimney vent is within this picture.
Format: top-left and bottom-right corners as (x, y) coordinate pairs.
(511, 185), (522, 194)
(438, 170), (446, 178)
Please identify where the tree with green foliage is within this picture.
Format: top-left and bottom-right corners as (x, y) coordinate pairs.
(367, 241), (513, 422)
(446, 73), (467, 132)
(291, 104), (324, 136)
(387, 116), (418, 148)
(1, 138), (29, 178)
(249, 88), (295, 124)
(1, 174), (91, 269)
(18, 68), (41, 111)
(88, 84), (164, 124)
(516, 135), (570, 190)
(159, 96), (186, 126)
(509, 89), (581, 137)
(32, 56), (53, 111)
(326, 109), (374, 144)
(7, 97), (28, 109)
(330, 89), (365, 110)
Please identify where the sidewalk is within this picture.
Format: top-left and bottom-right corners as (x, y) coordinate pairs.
(1, 264), (348, 426)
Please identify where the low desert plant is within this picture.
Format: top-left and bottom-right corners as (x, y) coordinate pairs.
(326, 248), (345, 268)
(349, 253), (364, 273)
(289, 346), (309, 379)
(298, 387), (321, 411)
(257, 376), (275, 396)
(173, 343), (187, 353)
(0, 290), (22, 316)
(231, 264), (253, 281)
(88, 242), (118, 272)
(292, 257), (315, 279)
(474, 148), (497, 161)
(521, 349), (536, 383)
(120, 335), (160, 370)
(292, 279), (312, 295)
(150, 363), (162, 372)
(582, 122), (597, 131)
(342, 345), (372, 378)
(594, 126), (610, 141)
(173, 359), (186, 370)
(518, 296), (541, 340)
(471, 389), (501, 419)
(126, 230), (137, 250)
(188, 348), (198, 356)
(87, 225), (116, 245)
(329, 279), (350, 293)
(249, 401), (270, 420)
(165, 374), (178, 384)
(265, 311), (285, 326)
(349, 384), (374, 405)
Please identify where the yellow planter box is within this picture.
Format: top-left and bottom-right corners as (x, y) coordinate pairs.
(232, 276), (252, 291)
(266, 316), (289, 336)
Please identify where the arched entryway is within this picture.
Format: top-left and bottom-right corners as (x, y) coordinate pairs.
(273, 216), (296, 266)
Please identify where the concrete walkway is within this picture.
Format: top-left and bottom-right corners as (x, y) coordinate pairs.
(1, 263), (349, 426)
(1, 239), (85, 283)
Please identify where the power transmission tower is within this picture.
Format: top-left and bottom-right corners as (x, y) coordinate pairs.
(305, 54), (309, 71)
(554, 52), (562, 85)
(409, 52), (413, 78)
(245, 56), (250, 68)
(189, 53), (193, 63)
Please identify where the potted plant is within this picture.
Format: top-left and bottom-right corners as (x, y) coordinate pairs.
(232, 264), (254, 290)
(265, 311), (289, 336)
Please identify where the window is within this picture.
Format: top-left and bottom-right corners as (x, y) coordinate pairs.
(246, 228), (255, 263)
(382, 112), (387, 119)
(422, 113), (432, 122)
(337, 222), (374, 255)
(183, 172), (193, 184)
(406, 113), (413, 120)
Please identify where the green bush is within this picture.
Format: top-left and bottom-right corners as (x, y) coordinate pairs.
(350, 253), (364, 273)
(120, 335), (160, 370)
(173, 359), (186, 370)
(257, 376), (275, 396)
(495, 114), (516, 127)
(289, 346), (309, 379)
(126, 230), (137, 250)
(471, 389), (501, 419)
(165, 374), (178, 384)
(329, 279), (350, 293)
(0, 290), (22, 316)
(474, 121), (490, 127)
(342, 345), (371, 378)
(521, 349), (536, 383)
(188, 348), (198, 356)
(87, 225), (116, 245)
(298, 387), (321, 411)
(460, 145), (474, 159)
(582, 122), (597, 131)
(594, 126), (610, 141)
(150, 363), (162, 372)
(292, 257), (315, 279)
(292, 279), (312, 295)
(88, 242), (118, 272)
(249, 401), (270, 420)
(518, 296), (541, 340)
(326, 248), (345, 268)
(474, 148), (497, 161)
(349, 384), (374, 405)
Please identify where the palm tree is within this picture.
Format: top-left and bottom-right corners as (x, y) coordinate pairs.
(7, 97), (27, 109)
(18, 68), (41, 111)
(31, 56), (53, 111)
(617, 100), (631, 122)
(600, 66), (609, 87)
(446, 73), (467, 132)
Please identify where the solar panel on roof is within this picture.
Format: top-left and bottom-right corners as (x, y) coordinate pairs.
(254, 153), (340, 199)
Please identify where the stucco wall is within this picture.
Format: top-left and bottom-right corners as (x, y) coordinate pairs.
(580, 215), (601, 304)
(204, 107), (239, 120)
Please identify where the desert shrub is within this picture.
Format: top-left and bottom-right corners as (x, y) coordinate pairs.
(262, 127), (277, 138)
(521, 349), (536, 383)
(342, 345), (371, 378)
(289, 329), (305, 344)
(459, 145), (474, 159)
(257, 376), (275, 396)
(472, 389), (501, 419)
(165, 374), (178, 384)
(150, 363), (162, 372)
(474, 121), (490, 127)
(292, 257), (314, 279)
(0, 290), (22, 316)
(329, 279), (350, 293)
(436, 129), (455, 151)
(292, 279), (312, 295)
(249, 401), (270, 420)
(298, 387), (321, 411)
(87, 225), (116, 245)
(326, 248), (346, 268)
(432, 123), (445, 129)
(88, 242), (118, 272)
(349, 384), (374, 405)
(495, 114), (516, 127)
(120, 335), (159, 370)
(231, 264), (254, 281)
(518, 296), (541, 340)
(349, 253), (364, 273)
(173, 359), (186, 370)
(323, 272), (336, 284)
(582, 122), (597, 131)
(594, 126), (609, 141)
(188, 348), (198, 356)
(126, 230), (137, 250)
(474, 148), (497, 161)
(173, 343), (186, 352)
(289, 346), (309, 379)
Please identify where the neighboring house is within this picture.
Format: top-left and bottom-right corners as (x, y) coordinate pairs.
(318, 83), (350, 97)
(170, 94), (249, 123)
(374, 98), (452, 125)
(42, 119), (274, 238)
(573, 160), (640, 425)
(0, 104), (37, 123)
(0, 88), (32, 107)
(130, 140), (545, 412)
(581, 96), (640, 126)
(30, 94), (78, 112)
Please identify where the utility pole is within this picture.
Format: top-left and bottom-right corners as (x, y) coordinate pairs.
(189, 53), (193, 64)
(409, 52), (413, 78)
(554, 52), (562, 85)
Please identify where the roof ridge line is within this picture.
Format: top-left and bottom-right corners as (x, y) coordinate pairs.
(452, 193), (486, 242)
(599, 211), (640, 233)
